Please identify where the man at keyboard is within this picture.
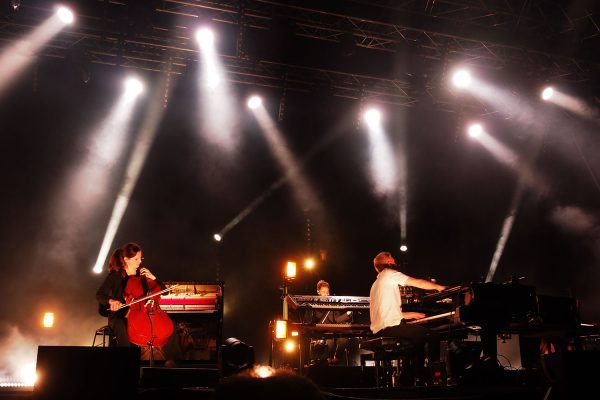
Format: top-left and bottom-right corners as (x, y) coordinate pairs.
(306, 280), (353, 364)
(369, 251), (447, 384)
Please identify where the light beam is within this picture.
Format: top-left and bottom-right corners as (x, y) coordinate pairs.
(0, 7), (75, 96)
(364, 107), (396, 195)
(250, 104), (322, 213)
(93, 79), (166, 273)
(196, 27), (238, 151)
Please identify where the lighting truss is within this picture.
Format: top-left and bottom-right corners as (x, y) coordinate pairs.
(0, 0), (596, 113)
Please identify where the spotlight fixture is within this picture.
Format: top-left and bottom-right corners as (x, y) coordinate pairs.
(42, 312), (55, 328)
(56, 6), (74, 24)
(17, 363), (36, 387)
(284, 339), (296, 353)
(399, 245), (408, 252)
(247, 95), (262, 109)
(195, 28), (214, 47)
(364, 108), (381, 125)
(468, 123), (483, 138)
(541, 87), (554, 101)
(219, 337), (255, 378)
(124, 77), (144, 97)
(285, 261), (297, 280)
(213, 233), (222, 242)
(303, 257), (315, 269)
(452, 69), (471, 88)
(252, 365), (275, 378)
(275, 320), (287, 339)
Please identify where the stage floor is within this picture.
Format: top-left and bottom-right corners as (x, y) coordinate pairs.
(0, 365), (552, 400)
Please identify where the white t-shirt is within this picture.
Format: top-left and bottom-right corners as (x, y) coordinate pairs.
(369, 268), (409, 334)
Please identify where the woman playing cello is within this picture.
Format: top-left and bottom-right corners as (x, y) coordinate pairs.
(96, 242), (173, 351)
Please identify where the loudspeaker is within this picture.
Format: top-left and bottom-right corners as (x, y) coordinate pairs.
(34, 346), (140, 400)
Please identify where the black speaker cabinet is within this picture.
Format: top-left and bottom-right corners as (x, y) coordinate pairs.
(34, 346), (140, 400)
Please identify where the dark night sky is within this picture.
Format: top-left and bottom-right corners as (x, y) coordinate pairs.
(0, 0), (599, 371)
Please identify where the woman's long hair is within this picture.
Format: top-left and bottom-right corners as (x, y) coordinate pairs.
(121, 242), (142, 259)
(108, 248), (125, 275)
(108, 242), (142, 276)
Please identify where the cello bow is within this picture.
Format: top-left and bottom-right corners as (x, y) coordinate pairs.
(117, 284), (180, 311)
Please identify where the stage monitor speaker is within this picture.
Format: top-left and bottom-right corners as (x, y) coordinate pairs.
(34, 346), (140, 400)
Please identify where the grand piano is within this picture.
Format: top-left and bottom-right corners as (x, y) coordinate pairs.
(404, 281), (597, 366)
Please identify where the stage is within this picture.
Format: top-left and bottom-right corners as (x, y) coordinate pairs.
(1, 351), (597, 400)
(0, 2), (599, 400)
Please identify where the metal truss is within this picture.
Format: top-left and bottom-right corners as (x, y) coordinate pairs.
(0, 0), (597, 113)
(155, 0), (599, 80)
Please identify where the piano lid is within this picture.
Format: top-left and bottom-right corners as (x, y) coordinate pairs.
(419, 286), (470, 302)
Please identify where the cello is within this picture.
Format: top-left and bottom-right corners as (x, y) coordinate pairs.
(123, 271), (174, 350)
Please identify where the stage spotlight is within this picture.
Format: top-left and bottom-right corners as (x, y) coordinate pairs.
(195, 28), (214, 47)
(124, 77), (144, 97)
(42, 312), (54, 328)
(364, 108), (381, 126)
(247, 95), (262, 109)
(213, 233), (222, 242)
(285, 261), (297, 280)
(219, 337), (255, 378)
(10, 0), (21, 11)
(303, 257), (315, 269)
(452, 69), (471, 88)
(468, 123), (483, 138)
(400, 245), (408, 252)
(17, 363), (36, 387)
(284, 340), (296, 353)
(252, 365), (275, 378)
(275, 320), (287, 339)
(541, 87), (554, 101)
(56, 6), (74, 24)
